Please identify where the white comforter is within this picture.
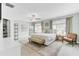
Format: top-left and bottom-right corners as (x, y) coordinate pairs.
(31, 33), (56, 45)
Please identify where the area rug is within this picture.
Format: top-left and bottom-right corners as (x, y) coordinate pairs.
(20, 40), (63, 56)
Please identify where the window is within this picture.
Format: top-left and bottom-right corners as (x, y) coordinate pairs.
(52, 19), (66, 35)
(29, 19), (66, 35)
(35, 22), (42, 33)
(29, 23), (34, 35)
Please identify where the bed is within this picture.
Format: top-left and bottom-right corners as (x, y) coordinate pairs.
(29, 33), (56, 45)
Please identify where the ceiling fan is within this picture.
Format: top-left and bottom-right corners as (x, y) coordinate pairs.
(27, 13), (41, 22)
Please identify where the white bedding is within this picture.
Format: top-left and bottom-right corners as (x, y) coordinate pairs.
(31, 33), (56, 45)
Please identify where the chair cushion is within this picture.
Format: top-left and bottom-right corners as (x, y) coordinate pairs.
(64, 37), (72, 41)
(67, 33), (77, 40)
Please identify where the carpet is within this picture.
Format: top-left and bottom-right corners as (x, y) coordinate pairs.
(20, 41), (63, 56)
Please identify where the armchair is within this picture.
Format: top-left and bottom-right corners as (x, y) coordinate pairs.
(63, 33), (77, 46)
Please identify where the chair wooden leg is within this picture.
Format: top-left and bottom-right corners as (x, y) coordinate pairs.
(75, 40), (77, 44)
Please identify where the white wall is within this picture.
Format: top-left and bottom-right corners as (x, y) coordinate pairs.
(72, 13), (79, 43)
(2, 3), (30, 41)
(14, 20), (30, 41)
(2, 3), (15, 40)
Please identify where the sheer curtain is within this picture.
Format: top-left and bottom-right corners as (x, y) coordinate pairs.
(52, 19), (66, 35)
(66, 17), (72, 34)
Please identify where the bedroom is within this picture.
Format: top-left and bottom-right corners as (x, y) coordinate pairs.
(0, 3), (79, 56)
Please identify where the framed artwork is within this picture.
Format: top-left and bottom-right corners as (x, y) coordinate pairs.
(42, 21), (51, 33)
(3, 18), (10, 38)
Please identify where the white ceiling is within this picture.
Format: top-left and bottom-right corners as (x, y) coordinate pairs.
(2, 3), (79, 21)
